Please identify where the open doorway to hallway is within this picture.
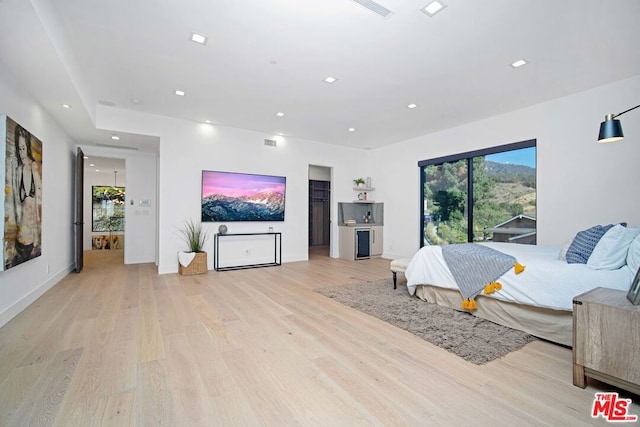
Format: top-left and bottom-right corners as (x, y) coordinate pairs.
(308, 165), (332, 258)
(84, 156), (126, 263)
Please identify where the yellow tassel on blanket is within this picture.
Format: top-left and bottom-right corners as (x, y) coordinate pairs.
(483, 281), (503, 294)
(514, 262), (525, 274)
(461, 299), (477, 310)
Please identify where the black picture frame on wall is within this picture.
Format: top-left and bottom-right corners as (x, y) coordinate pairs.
(627, 266), (640, 306)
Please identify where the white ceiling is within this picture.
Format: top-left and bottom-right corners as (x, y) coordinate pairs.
(84, 157), (126, 178)
(1, 0), (639, 152)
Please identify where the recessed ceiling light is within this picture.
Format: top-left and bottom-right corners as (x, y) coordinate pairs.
(83, 156), (89, 159)
(175, 90), (186, 96)
(407, 103), (418, 109)
(421, 1), (446, 16)
(89, 163), (95, 167)
(190, 32), (208, 45)
(323, 76), (338, 84)
(131, 99), (142, 104)
(205, 120), (211, 124)
(276, 112), (285, 117)
(62, 104), (71, 109)
(348, 128), (356, 132)
(95, 169), (100, 172)
(511, 59), (528, 68)
(111, 135), (120, 140)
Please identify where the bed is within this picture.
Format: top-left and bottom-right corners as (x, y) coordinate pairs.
(404, 241), (636, 346)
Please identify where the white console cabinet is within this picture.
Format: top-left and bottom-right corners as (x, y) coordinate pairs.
(371, 225), (383, 256)
(338, 226), (383, 260)
(337, 201), (383, 261)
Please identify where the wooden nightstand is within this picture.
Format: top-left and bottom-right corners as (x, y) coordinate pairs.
(572, 287), (640, 395)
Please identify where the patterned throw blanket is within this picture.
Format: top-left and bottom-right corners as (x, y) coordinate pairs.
(441, 243), (517, 301)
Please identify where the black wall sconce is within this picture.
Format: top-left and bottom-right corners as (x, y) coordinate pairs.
(598, 104), (640, 143)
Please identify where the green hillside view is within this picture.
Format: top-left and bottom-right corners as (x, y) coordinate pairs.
(424, 159), (536, 244)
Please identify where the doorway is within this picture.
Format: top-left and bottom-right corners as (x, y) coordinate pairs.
(83, 156), (126, 263)
(308, 165), (331, 258)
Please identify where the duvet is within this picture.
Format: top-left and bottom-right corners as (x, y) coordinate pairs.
(405, 242), (634, 311)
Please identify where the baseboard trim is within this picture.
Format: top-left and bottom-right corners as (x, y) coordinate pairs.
(0, 263), (74, 328)
(158, 255), (309, 275)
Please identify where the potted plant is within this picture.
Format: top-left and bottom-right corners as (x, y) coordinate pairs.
(177, 219), (209, 275)
(353, 178), (366, 187)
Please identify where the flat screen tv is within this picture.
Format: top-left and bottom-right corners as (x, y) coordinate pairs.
(201, 170), (286, 222)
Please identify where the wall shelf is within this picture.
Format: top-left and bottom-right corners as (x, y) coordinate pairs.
(338, 202), (384, 226)
(354, 186), (374, 203)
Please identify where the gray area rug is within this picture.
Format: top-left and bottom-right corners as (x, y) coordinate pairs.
(315, 279), (536, 365)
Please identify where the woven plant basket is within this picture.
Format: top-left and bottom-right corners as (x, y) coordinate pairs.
(179, 252), (208, 275)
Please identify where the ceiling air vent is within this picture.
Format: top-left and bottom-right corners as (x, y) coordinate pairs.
(350, 0), (393, 18)
(264, 139), (277, 147)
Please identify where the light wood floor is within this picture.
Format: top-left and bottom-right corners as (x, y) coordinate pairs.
(1, 249), (638, 426)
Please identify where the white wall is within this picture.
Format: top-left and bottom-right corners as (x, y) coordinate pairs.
(95, 106), (371, 273)
(374, 75), (640, 259)
(0, 66), (76, 327)
(79, 145), (158, 265)
(125, 154), (158, 264)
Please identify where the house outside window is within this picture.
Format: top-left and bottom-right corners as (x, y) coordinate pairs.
(419, 140), (536, 247)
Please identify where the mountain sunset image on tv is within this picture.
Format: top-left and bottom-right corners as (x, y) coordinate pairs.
(201, 170), (286, 222)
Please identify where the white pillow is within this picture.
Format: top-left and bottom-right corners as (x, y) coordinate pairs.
(627, 234), (640, 273)
(558, 238), (573, 261)
(587, 225), (640, 270)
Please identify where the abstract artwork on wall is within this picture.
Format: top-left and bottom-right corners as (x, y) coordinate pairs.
(92, 185), (125, 232)
(1, 115), (43, 271)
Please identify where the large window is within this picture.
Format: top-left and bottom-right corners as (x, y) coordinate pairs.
(420, 140), (536, 246)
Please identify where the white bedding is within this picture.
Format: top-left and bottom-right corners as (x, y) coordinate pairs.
(405, 242), (634, 311)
